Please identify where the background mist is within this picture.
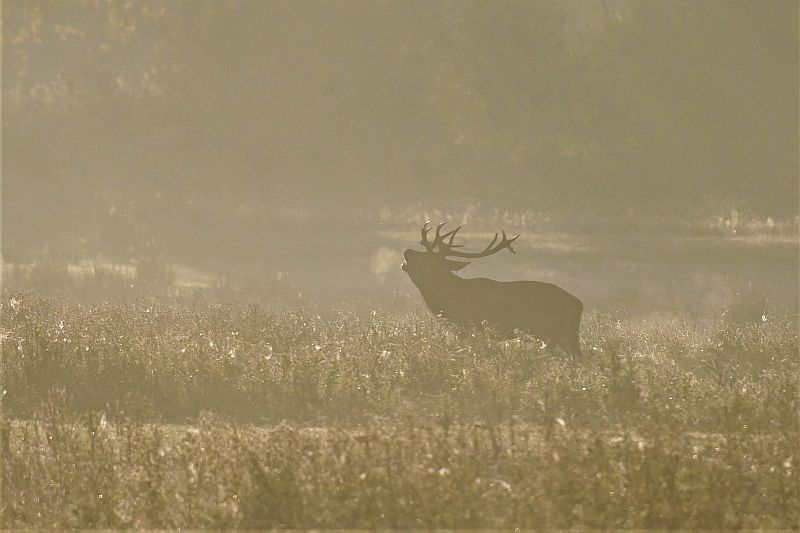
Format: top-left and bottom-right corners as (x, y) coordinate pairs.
(3, 0), (798, 314)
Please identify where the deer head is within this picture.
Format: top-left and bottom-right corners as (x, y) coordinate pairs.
(402, 221), (519, 284)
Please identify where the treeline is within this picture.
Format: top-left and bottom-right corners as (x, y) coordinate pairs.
(4, 1), (797, 259)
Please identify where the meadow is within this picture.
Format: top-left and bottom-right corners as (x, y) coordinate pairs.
(1, 291), (798, 528)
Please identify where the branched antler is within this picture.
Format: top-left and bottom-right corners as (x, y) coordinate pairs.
(420, 222), (519, 259)
(420, 221), (461, 252)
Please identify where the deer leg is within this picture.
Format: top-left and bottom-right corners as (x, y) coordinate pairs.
(560, 329), (582, 359)
(550, 322), (582, 359)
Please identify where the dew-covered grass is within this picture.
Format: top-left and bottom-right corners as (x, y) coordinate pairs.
(1, 292), (797, 528)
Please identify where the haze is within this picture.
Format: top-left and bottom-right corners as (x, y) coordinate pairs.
(2, 0), (798, 314)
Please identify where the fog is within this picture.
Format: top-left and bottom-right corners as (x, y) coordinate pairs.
(2, 0), (798, 314)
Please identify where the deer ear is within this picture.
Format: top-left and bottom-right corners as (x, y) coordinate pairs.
(444, 258), (470, 271)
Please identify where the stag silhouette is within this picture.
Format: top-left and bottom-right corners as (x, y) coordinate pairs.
(402, 222), (583, 357)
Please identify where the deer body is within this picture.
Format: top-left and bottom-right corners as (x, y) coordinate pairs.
(402, 223), (583, 357)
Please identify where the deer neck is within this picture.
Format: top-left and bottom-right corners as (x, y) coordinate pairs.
(413, 270), (463, 313)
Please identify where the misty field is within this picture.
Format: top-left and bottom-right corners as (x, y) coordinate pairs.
(1, 292), (797, 529)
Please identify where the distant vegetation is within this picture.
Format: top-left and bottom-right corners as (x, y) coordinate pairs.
(1, 292), (797, 528)
(3, 206), (798, 314)
(4, 2), (798, 271)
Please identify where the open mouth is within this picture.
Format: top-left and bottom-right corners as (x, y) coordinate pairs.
(401, 262), (407, 271)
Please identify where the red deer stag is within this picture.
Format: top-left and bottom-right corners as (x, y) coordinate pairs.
(402, 222), (583, 357)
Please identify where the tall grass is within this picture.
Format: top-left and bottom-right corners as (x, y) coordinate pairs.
(1, 292), (798, 528)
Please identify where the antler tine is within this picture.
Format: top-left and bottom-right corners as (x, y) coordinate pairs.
(485, 232), (499, 251)
(429, 221), (446, 252)
(434, 221), (447, 243)
(445, 225), (462, 247)
(503, 230), (520, 254)
(420, 221), (434, 251)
